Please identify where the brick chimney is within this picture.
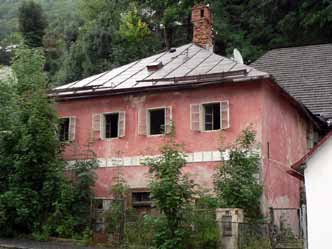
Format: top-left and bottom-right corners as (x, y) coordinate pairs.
(191, 3), (213, 50)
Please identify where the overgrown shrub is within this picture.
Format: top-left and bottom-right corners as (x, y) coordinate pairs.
(47, 158), (98, 238)
(187, 209), (219, 249)
(215, 127), (263, 220)
(243, 238), (272, 249)
(145, 131), (195, 249)
(124, 214), (157, 248)
(0, 48), (98, 239)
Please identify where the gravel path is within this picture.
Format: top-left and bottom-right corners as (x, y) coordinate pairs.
(0, 238), (109, 249)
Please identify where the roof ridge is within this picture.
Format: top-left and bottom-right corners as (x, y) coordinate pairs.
(265, 43), (332, 53)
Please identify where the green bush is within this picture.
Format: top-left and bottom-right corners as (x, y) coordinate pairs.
(124, 214), (157, 248)
(243, 238), (272, 249)
(186, 209), (219, 249)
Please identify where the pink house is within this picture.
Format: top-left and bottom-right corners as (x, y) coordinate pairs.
(51, 4), (321, 213)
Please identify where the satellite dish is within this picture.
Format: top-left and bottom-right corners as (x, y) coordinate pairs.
(233, 48), (244, 64)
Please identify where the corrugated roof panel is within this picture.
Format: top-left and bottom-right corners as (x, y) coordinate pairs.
(67, 72), (106, 88)
(85, 61), (139, 87)
(103, 52), (168, 88)
(208, 61), (236, 74)
(166, 50), (212, 78)
(144, 45), (201, 81)
(187, 54), (224, 76)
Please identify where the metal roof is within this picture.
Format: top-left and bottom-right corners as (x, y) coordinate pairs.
(251, 44), (332, 119)
(52, 43), (269, 98)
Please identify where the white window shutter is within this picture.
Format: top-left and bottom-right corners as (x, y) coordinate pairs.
(221, 101), (230, 129)
(190, 104), (201, 131)
(118, 111), (126, 138)
(138, 109), (147, 135)
(165, 106), (173, 134)
(92, 113), (103, 139)
(68, 116), (76, 142)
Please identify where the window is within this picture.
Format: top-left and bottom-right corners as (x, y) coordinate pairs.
(94, 199), (104, 211)
(95, 112), (125, 139)
(138, 107), (172, 136)
(104, 113), (119, 138)
(200, 9), (204, 18)
(59, 118), (70, 142)
(203, 103), (220, 131)
(148, 108), (165, 135)
(132, 192), (152, 208)
(190, 101), (230, 132)
(59, 117), (76, 142)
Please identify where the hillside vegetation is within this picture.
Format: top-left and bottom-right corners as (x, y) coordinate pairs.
(0, 0), (331, 86)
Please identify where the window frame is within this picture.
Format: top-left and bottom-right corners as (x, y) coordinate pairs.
(59, 116), (75, 143)
(130, 189), (152, 208)
(101, 111), (124, 140)
(146, 106), (167, 137)
(201, 101), (222, 132)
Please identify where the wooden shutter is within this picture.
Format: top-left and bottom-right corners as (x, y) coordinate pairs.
(68, 116), (76, 141)
(190, 104), (201, 131)
(92, 113), (103, 139)
(221, 101), (230, 129)
(138, 109), (147, 135)
(118, 111), (126, 138)
(165, 107), (173, 134)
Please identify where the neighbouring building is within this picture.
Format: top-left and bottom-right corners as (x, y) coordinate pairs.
(251, 43), (332, 127)
(50, 4), (323, 216)
(289, 131), (332, 249)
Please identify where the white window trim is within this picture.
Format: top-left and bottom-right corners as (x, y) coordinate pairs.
(146, 106), (167, 137)
(101, 111), (124, 140)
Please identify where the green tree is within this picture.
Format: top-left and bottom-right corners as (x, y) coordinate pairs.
(145, 132), (195, 249)
(215, 127), (263, 220)
(0, 47), (64, 235)
(18, 1), (47, 48)
(139, 0), (196, 49)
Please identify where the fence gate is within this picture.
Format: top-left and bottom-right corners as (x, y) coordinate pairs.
(238, 222), (271, 249)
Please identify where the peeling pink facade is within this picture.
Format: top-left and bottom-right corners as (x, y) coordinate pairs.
(56, 79), (312, 210)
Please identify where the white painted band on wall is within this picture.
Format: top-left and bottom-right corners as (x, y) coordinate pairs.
(95, 150), (229, 168)
(67, 149), (260, 168)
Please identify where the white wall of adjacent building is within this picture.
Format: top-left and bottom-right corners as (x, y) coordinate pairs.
(304, 136), (332, 249)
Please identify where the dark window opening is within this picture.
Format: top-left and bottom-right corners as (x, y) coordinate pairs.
(203, 103), (220, 130)
(59, 118), (70, 142)
(132, 192), (151, 207)
(94, 199), (104, 211)
(200, 9), (204, 18)
(222, 215), (233, 236)
(149, 108), (165, 135)
(105, 113), (119, 138)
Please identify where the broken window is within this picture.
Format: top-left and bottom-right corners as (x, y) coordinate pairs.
(132, 192), (152, 208)
(203, 103), (221, 131)
(148, 108), (166, 135)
